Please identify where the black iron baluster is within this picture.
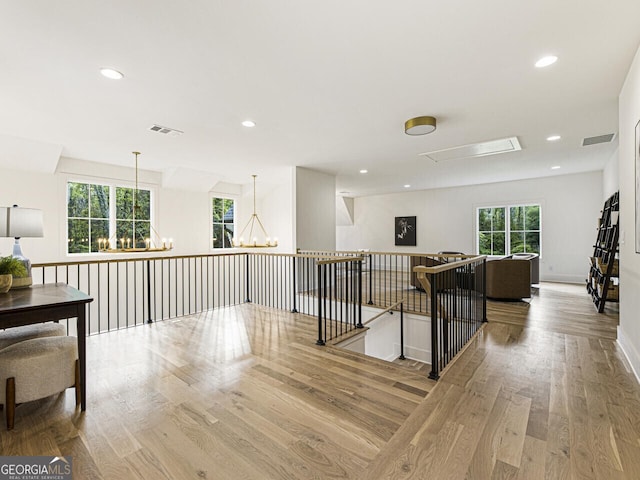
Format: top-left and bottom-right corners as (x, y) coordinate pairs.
(147, 259), (153, 323)
(316, 262), (324, 345)
(357, 259), (363, 328)
(399, 301), (405, 360)
(245, 253), (251, 302)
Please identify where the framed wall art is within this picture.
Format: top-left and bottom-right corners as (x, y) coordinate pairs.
(395, 216), (416, 246)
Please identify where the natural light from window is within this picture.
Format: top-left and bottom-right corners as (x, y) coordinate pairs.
(67, 181), (152, 254)
(477, 204), (540, 256)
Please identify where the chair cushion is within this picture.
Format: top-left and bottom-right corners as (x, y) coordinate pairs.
(0, 336), (77, 405)
(0, 323), (66, 350)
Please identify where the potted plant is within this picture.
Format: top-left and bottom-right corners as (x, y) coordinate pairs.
(0, 256), (28, 293)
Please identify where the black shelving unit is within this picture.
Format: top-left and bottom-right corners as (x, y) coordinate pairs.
(586, 191), (619, 312)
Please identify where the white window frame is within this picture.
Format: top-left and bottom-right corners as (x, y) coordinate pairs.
(210, 194), (237, 250)
(476, 203), (542, 257)
(66, 177), (157, 256)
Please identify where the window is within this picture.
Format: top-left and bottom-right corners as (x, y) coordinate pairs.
(477, 204), (540, 256)
(211, 197), (235, 248)
(115, 187), (151, 249)
(67, 181), (152, 254)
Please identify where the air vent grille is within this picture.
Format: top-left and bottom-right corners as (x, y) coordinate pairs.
(148, 124), (184, 137)
(420, 136), (521, 163)
(582, 133), (615, 146)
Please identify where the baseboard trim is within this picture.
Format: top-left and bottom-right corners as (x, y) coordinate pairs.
(617, 327), (640, 385)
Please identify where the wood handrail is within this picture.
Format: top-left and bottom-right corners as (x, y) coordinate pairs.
(298, 249), (478, 259)
(32, 252), (369, 269)
(316, 256), (365, 266)
(362, 298), (405, 326)
(412, 255), (486, 274)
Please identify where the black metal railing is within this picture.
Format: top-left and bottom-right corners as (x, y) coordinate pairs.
(314, 256), (364, 345)
(33, 254), (248, 335)
(298, 250), (473, 315)
(32, 251), (486, 380)
(31, 252), (359, 336)
(414, 256), (487, 380)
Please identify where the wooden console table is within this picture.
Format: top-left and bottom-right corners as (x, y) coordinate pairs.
(0, 283), (93, 410)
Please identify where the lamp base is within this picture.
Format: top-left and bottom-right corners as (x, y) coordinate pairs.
(11, 238), (33, 289)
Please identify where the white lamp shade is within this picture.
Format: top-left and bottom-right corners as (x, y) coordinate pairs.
(2, 207), (44, 238)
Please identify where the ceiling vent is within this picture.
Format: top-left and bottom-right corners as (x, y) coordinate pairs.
(582, 133), (615, 146)
(420, 136), (521, 163)
(148, 124), (184, 137)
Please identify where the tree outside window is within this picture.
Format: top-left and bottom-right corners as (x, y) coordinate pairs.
(212, 197), (235, 248)
(477, 204), (541, 256)
(68, 182), (109, 253)
(116, 187), (151, 248)
(510, 205), (540, 254)
(67, 181), (152, 253)
(478, 207), (506, 256)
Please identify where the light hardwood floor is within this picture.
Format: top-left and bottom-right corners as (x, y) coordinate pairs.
(1, 282), (637, 480)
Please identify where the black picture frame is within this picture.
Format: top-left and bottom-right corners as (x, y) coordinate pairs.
(395, 216), (416, 246)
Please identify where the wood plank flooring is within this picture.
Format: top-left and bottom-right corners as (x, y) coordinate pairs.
(1, 282), (638, 480)
(0, 302), (434, 479)
(364, 283), (637, 479)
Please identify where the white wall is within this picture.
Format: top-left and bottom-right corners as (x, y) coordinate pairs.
(337, 172), (602, 283)
(0, 167), (61, 261)
(617, 44), (640, 379)
(295, 167), (336, 251)
(603, 147), (620, 201)
(336, 307), (431, 363)
(0, 160), (290, 261)
(233, 169), (295, 253)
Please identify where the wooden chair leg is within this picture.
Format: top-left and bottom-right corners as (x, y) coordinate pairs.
(74, 359), (81, 407)
(6, 377), (15, 431)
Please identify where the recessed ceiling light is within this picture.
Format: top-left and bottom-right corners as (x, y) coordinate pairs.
(535, 55), (558, 68)
(551, 165), (561, 170)
(242, 120), (256, 128)
(547, 135), (561, 141)
(359, 169), (368, 174)
(100, 68), (124, 80)
(404, 184), (411, 188)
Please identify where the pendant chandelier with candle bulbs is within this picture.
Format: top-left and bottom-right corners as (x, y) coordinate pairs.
(98, 151), (173, 252)
(232, 175), (277, 248)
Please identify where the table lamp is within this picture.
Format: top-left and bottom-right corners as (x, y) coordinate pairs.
(0, 205), (44, 288)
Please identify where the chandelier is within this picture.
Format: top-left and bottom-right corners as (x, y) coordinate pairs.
(232, 175), (277, 248)
(99, 151), (173, 253)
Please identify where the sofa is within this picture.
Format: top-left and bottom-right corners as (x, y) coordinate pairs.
(485, 254), (539, 299)
(512, 253), (539, 284)
(410, 253), (539, 299)
(410, 253), (464, 292)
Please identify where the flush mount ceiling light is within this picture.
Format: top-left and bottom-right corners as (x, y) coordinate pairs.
(535, 55), (558, 68)
(547, 135), (562, 141)
(405, 116), (436, 135)
(551, 165), (561, 170)
(404, 184), (411, 188)
(242, 120), (256, 128)
(359, 169), (368, 174)
(100, 68), (124, 80)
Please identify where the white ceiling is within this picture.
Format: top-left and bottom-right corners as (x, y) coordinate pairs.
(1, 1), (639, 196)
